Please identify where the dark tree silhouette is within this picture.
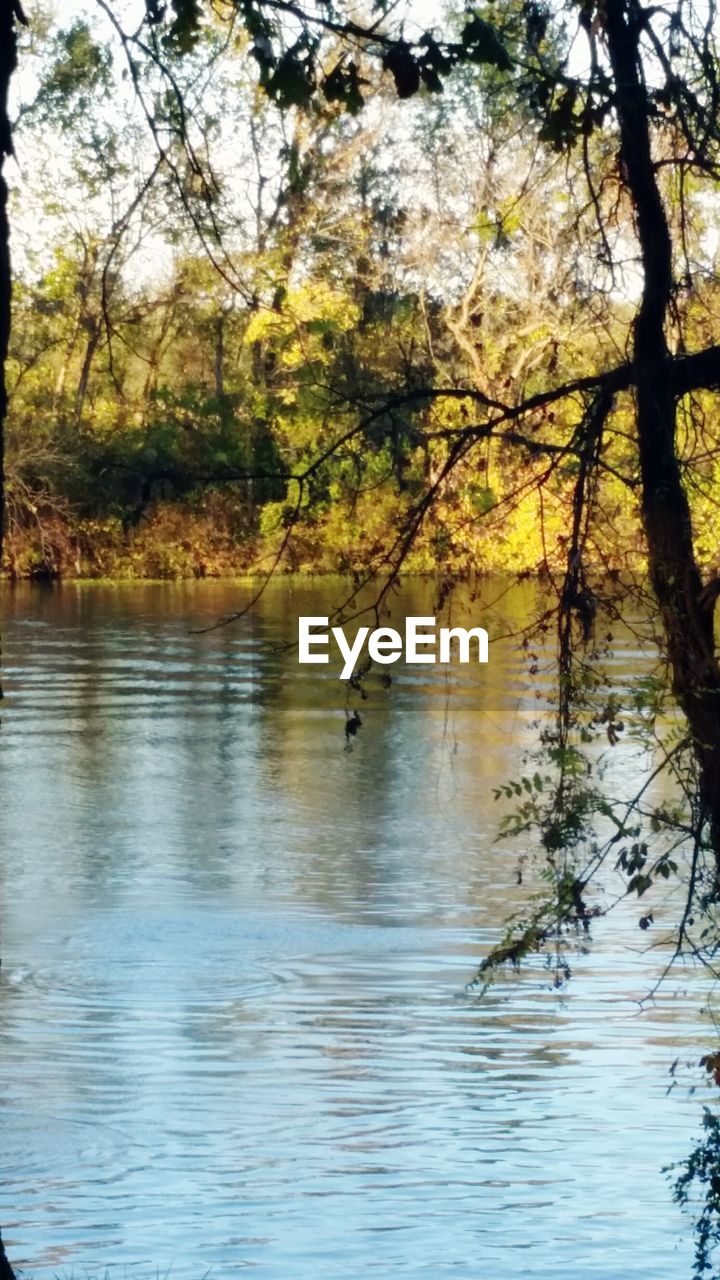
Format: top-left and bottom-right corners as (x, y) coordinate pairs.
(0, 1229), (16, 1280)
(0, 0), (27, 596)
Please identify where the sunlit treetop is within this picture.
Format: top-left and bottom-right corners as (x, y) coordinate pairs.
(128, 0), (720, 173)
(141, 0), (513, 109)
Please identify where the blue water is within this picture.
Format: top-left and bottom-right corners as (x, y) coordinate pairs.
(0, 580), (707, 1278)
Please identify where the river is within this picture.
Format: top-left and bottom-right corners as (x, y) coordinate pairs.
(0, 579), (709, 1277)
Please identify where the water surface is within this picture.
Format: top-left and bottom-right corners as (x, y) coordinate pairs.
(0, 580), (708, 1278)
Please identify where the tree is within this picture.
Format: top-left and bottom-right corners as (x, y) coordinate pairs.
(0, 1232), (15, 1280)
(113, 0), (720, 906)
(1, 0), (28, 631)
(114, 3), (720, 1265)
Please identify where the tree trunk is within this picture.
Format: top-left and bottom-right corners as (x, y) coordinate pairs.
(0, 0), (22, 585)
(605, 0), (720, 855)
(73, 316), (102, 427)
(214, 310), (225, 399)
(143, 286), (179, 408)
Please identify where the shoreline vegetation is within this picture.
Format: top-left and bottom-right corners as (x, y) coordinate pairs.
(7, 18), (720, 591)
(3, 524), (719, 583)
(3, 488), (718, 583)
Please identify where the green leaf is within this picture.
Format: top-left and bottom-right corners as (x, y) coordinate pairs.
(628, 873), (653, 897)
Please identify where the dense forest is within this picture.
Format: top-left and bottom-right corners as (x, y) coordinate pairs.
(6, 4), (719, 583)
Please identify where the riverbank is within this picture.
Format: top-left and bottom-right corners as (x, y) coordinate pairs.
(3, 501), (649, 582)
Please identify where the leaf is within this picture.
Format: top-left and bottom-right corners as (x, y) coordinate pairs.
(420, 65), (444, 93)
(628, 873), (653, 897)
(418, 33), (451, 92)
(383, 43), (421, 99)
(166, 0), (202, 52)
(322, 61), (366, 113)
(539, 86), (580, 152)
(267, 50), (315, 107)
(523, 1), (549, 50)
(459, 14), (512, 71)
